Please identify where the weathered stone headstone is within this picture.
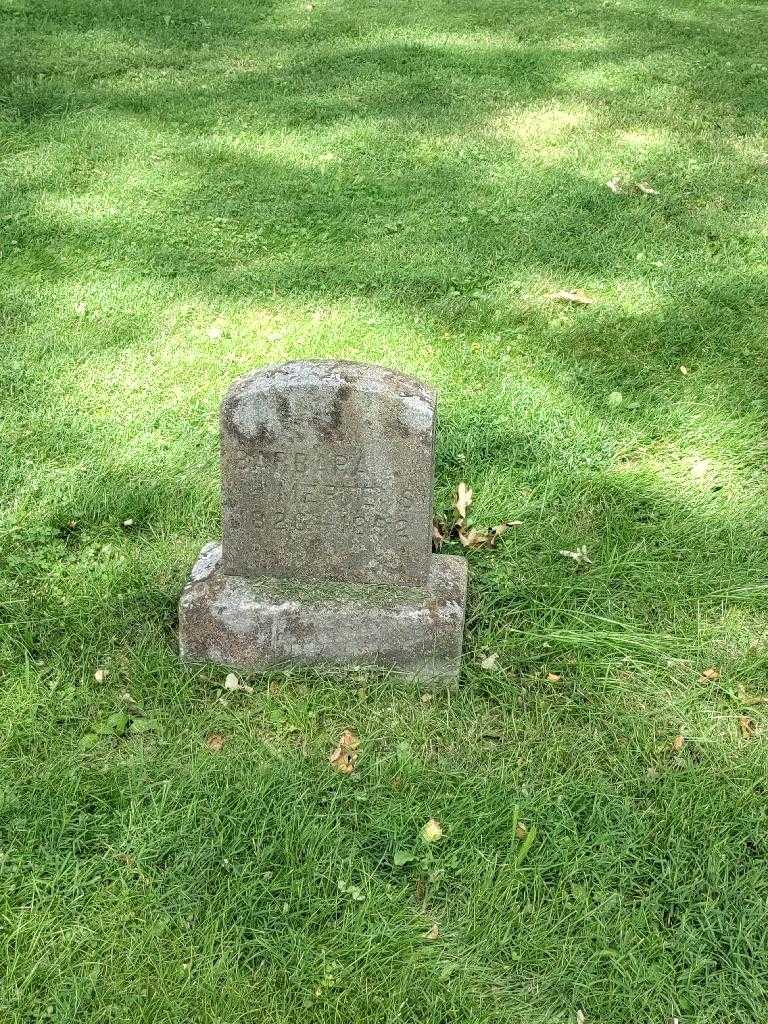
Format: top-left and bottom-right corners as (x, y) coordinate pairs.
(220, 361), (434, 586)
(179, 360), (467, 680)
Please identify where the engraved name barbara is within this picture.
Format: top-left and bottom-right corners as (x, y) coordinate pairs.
(224, 447), (423, 535)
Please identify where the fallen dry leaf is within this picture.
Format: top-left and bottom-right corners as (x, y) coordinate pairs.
(699, 667), (720, 683)
(329, 729), (360, 774)
(489, 521), (522, 543)
(436, 489), (518, 552)
(432, 519), (447, 551)
(738, 715), (756, 741)
(422, 923), (440, 941)
(635, 181), (659, 195)
(205, 732), (227, 752)
(94, 668), (108, 683)
(515, 821), (529, 839)
(671, 733), (685, 753)
(559, 545), (593, 565)
(421, 818), (444, 843)
(453, 482), (473, 521)
(480, 653), (499, 671)
(546, 672), (562, 682)
(607, 177), (622, 194)
(457, 522), (518, 550)
(223, 672), (254, 694)
(548, 289), (594, 306)
(457, 526), (488, 549)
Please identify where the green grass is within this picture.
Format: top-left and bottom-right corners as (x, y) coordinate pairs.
(2, 0), (768, 1020)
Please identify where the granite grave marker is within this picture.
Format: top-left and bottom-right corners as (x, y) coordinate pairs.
(179, 360), (467, 679)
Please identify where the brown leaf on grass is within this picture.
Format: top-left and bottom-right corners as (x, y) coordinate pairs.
(205, 732), (227, 752)
(546, 672), (562, 682)
(422, 923), (440, 941)
(223, 672), (254, 694)
(699, 667), (720, 683)
(559, 545), (593, 565)
(635, 181), (659, 195)
(671, 733), (685, 753)
(515, 821), (529, 839)
(489, 521), (522, 543)
(457, 526), (488, 549)
(548, 289), (594, 306)
(738, 715), (756, 741)
(453, 482), (473, 521)
(438, 488), (518, 552)
(457, 522), (518, 550)
(329, 729), (360, 774)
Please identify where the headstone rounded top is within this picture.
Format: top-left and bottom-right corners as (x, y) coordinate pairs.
(219, 359), (436, 586)
(223, 360), (434, 433)
(228, 359), (433, 394)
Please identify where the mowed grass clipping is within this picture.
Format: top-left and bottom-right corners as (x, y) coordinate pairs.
(2, 0), (768, 1021)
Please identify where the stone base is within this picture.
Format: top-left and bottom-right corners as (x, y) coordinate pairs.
(179, 542), (467, 681)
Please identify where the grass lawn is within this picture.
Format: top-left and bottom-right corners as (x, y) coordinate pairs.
(2, 0), (768, 1020)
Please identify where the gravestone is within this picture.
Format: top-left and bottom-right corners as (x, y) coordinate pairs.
(178, 360), (467, 680)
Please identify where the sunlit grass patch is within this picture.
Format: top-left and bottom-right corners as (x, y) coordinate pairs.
(488, 103), (596, 165)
